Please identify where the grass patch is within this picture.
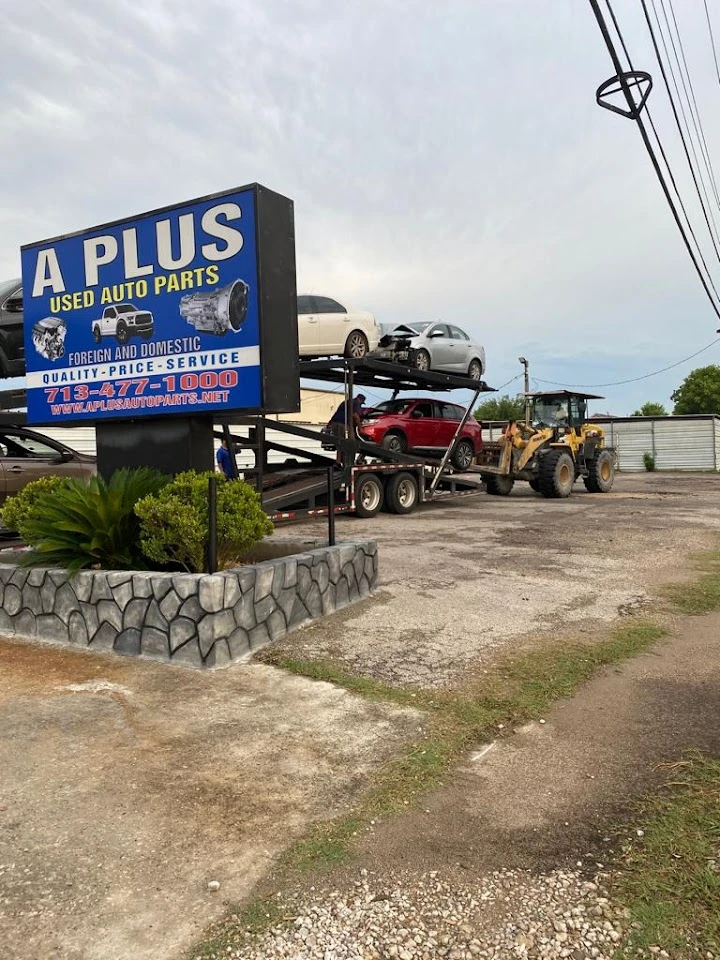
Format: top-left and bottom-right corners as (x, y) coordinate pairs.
(263, 622), (665, 871)
(662, 550), (720, 615)
(190, 896), (284, 958)
(190, 621), (665, 958)
(612, 754), (720, 958)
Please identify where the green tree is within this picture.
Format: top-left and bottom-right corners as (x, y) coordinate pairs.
(473, 394), (525, 422)
(671, 365), (720, 415)
(632, 401), (668, 417)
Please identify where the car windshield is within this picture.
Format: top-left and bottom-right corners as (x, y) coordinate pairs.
(363, 399), (413, 418)
(0, 279), (20, 301)
(117, 303), (136, 312)
(404, 322), (431, 334)
(532, 397), (570, 427)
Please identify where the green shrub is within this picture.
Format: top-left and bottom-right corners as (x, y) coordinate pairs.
(1, 474), (71, 540)
(135, 471), (273, 573)
(20, 467), (168, 572)
(643, 452), (657, 472)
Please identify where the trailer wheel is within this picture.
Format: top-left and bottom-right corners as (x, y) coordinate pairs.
(386, 472), (419, 514)
(355, 473), (384, 518)
(538, 450), (575, 498)
(584, 449), (615, 493)
(485, 475), (514, 496)
(451, 439), (474, 471)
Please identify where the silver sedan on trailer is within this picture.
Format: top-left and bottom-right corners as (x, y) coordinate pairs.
(378, 321), (486, 380)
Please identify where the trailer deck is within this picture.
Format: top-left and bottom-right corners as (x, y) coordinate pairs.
(216, 356), (495, 525)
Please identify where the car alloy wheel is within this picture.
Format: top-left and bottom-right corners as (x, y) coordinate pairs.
(345, 331), (369, 359)
(414, 349), (430, 372)
(452, 440), (474, 470)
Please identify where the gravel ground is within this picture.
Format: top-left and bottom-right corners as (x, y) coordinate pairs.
(211, 868), (638, 960)
(272, 474), (720, 687)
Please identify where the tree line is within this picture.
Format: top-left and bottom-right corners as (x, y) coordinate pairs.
(473, 365), (720, 420)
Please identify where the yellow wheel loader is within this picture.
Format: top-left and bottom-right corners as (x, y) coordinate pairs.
(477, 391), (615, 498)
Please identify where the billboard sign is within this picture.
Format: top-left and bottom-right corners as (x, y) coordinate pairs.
(21, 184), (299, 424)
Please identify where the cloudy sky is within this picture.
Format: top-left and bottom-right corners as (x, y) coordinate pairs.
(5, 0), (720, 414)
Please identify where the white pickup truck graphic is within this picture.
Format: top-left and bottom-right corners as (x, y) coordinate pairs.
(91, 303), (154, 345)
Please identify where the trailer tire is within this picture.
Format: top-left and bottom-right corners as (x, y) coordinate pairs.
(538, 450), (575, 498)
(485, 475), (514, 496)
(381, 431), (407, 455)
(355, 473), (384, 518)
(584, 448), (615, 493)
(386, 472), (419, 514)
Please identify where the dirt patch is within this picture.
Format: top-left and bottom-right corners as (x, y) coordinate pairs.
(294, 607), (720, 928)
(0, 641), (418, 960)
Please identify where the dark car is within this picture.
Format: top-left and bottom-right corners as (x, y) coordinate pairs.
(0, 279), (25, 378)
(0, 427), (96, 506)
(358, 397), (482, 470)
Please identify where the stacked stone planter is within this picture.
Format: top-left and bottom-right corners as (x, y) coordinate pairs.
(0, 539), (377, 668)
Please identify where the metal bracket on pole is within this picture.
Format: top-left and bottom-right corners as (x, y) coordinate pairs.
(596, 71), (653, 119)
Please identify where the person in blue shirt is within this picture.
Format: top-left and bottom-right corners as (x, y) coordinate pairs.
(216, 438), (234, 479)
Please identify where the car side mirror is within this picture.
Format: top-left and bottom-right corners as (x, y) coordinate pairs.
(57, 450), (73, 462)
(411, 410), (423, 418)
(428, 330), (444, 338)
(5, 298), (22, 313)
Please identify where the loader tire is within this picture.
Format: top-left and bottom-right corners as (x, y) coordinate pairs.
(528, 478), (540, 492)
(538, 450), (575, 499)
(485, 475), (514, 496)
(584, 448), (615, 493)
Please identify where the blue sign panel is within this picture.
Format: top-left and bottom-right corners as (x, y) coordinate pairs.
(21, 187), (264, 424)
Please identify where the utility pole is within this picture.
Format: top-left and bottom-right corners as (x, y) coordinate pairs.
(518, 356), (530, 425)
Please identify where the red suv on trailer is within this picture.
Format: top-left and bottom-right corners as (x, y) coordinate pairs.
(358, 397), (482, 470)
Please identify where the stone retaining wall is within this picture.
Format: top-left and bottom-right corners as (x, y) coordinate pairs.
(0, 540), (377, 668)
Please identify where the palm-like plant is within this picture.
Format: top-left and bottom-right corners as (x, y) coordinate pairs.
(21, 468), (168, 572)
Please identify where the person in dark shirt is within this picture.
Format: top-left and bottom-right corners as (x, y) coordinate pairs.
(216, 438), (234, 479)
(326, 393), (366, 463)
(328, 393), (366, 430)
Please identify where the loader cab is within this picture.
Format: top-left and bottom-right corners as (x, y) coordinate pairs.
(530, 391), (602, 433)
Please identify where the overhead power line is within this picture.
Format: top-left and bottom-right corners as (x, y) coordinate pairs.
(655, 0), (720, 210)
(639, 0), (720, 259)
(703, 0), (720, 86)
(533, 336), (720, 389)
(605, 0), (720, 300)
(588, 0), (720, 324)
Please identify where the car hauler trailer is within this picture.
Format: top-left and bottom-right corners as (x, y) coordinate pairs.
(215, 356), (495, 523)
